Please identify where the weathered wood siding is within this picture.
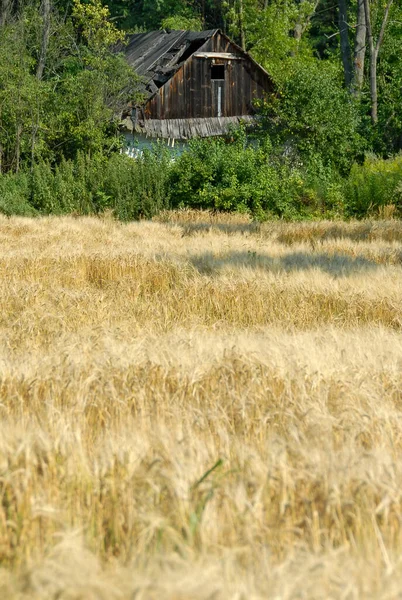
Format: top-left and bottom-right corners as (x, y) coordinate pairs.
(144, 32), (272, 120)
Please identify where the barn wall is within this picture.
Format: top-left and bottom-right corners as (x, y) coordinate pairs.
(145, 33), (272, 120)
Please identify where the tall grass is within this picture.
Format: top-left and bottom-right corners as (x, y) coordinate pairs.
(0, 214), (401, 599)
(345, 154), (402, 217)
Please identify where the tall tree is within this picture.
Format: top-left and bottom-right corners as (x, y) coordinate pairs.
(352, 0), (366, 93)
(238, 0), (246, 49)
(36, 0), (51, 80)
(338, 0), (352, 86)
(363, 0), (393, 124)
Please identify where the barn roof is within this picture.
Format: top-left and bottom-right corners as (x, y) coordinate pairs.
(122, 29), (219, 99)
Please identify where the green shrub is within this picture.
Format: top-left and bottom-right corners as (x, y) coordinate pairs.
(0, 172), (36, 216)
(103, 147), (171, 220)
(168, 134), (281, 218)
(344, 155), (402, 217)
(24, 149), (170, 220)
(167, 132), (346, 220)
(2, 143), (402, 223)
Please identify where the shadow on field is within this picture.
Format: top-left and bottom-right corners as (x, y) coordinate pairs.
(180, 223), (261, 237)
(276, 222), (402, 244)
(190, 251), (380, 277)
(176, 221), (402, 243)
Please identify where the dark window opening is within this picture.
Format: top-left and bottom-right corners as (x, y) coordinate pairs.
(211, 64), (225, 80)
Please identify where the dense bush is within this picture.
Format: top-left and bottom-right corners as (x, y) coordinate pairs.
(30, 155), (106, 215)
(0, 172), (36, 217)
(344, 155), (402, 218)
(0, 142), (401, 222)
(103, 148), (171, 220)
(168, 134), (276, 217)
(168, 136), (402, 220)
(167, 132), (346, 220)
(0, 150), (170, 220)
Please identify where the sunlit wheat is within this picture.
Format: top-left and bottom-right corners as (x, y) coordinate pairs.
(0, 213), (401, 599)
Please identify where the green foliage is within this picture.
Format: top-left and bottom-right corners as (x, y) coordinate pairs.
(167, 131), (346, 220)
(109, 0), (203, 30)
(30, 154), (106, 214)
(2, 144), (402, 222)
(168, 133), (273, 217)
(46, 52), (138, 162)
(258, 60), (364, 174)
(344, 155), (402, 218)
(0, 22), (44, 172)
(0, 150), (170, 220)
(169, 139), (402, 220)
(72, 0), (122, 52)
(0, 172), (36, 217)
(103, 148), (171, 220)
(161, 14), (202, 31)
(244, 0), (314, 82)
(0, 2), (140, 173)
(373, 6), (402, 154)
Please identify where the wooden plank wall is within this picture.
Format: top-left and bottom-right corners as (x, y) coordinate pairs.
(145, 32), (272, 120)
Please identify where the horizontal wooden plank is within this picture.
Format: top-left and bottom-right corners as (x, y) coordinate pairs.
(193, 52), (243, 60)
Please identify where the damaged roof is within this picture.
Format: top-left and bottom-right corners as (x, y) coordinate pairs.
(122, 29), (218, 99)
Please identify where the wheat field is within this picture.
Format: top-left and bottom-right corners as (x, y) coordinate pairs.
(0, 212), (401, 599)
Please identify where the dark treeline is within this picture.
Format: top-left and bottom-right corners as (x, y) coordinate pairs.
(0, 0), (402, 219)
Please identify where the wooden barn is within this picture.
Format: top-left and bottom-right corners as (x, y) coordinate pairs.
(120, 29), (274, 149)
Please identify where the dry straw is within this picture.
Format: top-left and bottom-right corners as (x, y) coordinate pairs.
(0, 213), (401, 599)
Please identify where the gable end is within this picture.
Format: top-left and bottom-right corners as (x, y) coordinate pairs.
(143, 31), (273, 121)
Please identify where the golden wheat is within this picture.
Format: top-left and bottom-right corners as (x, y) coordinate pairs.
(0, 213), (401, 599)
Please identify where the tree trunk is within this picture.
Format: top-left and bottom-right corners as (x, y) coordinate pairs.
(15, 123), (22, 173)
(238, 0), (246, 50)
(0, 0), (12, 26)
(31, 102), (39, 173)
(363, 0), (393, 125)
(36, 0), (51, 80)
(338, 0), (352, 87)
(352, 0), (366, 94)
(294, 22), (303, 42)
(294, 1), (319, 43)
(369, 49), (378, 124)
